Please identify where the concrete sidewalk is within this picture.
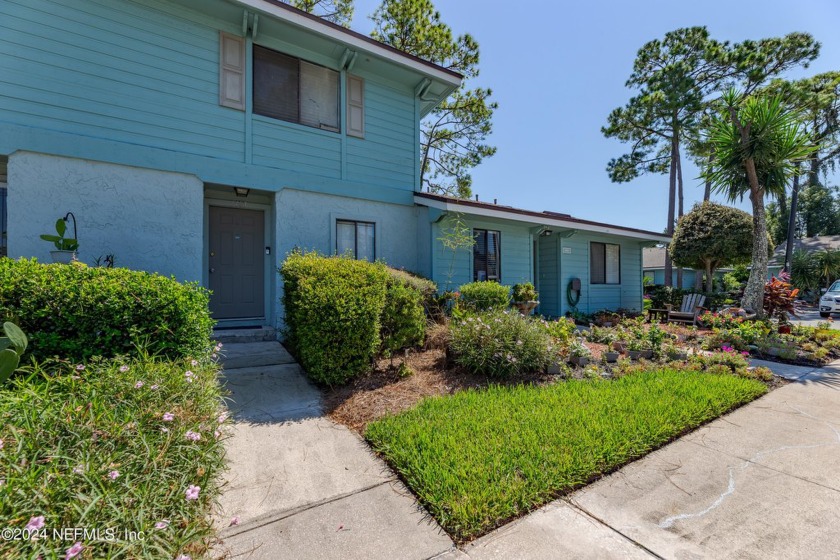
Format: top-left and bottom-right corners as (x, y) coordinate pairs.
(457, 360), (840, 560)
(212, 342), (454, 560)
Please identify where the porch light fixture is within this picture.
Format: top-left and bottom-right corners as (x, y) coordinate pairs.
(234, 187), (250, 198)
(540, 228), (552, 237)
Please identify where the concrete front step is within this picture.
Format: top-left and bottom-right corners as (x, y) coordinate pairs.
(212, 326), (277, 344)
(220, 341), (296, 369)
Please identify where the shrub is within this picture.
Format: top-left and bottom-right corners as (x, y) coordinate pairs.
(381, 273), (426, 354)
(386, 268), (437, 313)
(449, 310), (553, 377)
(458, 281), (511, 311)
(540, 317), (578, 342)
(0, 258), (213, 362)
(511, 282), (538, 302)
(0, 354), (227, 558)
(281, 251), (390, 386)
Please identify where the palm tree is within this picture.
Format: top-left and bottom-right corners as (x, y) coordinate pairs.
(703, 90), (815, 316)
(816, 248), (840, 289)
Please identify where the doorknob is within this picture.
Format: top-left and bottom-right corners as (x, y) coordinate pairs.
(209, 268), (215, 273)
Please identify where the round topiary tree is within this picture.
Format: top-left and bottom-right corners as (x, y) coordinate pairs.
(670, 202), (754, 292)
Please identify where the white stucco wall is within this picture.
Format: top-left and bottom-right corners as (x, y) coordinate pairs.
(274, 188), (423, 328)
(8, 152), (203, 282)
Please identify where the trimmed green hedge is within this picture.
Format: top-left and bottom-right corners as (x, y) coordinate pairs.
(458, 281), (511, 311)
(281, 252), (428, 386)
(0, 258), (213, 362)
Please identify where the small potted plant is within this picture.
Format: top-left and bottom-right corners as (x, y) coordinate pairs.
(511, 282), (539, 315)
(664, 341), (687, 361)
(568, 340), (592, 367)
(626, 338), (650, 360)
(40, 217), (79, 264)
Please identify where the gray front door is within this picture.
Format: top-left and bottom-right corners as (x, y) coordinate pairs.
(209, 206), (265, 320)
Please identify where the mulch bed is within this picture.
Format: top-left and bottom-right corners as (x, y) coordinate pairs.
(324, 349), (556, 433)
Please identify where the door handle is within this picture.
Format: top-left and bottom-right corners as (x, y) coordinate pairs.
(209, 268), (215, 273)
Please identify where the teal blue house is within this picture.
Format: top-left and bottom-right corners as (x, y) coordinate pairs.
(415, 194), (669, 317)
(0, 0), (668, 328)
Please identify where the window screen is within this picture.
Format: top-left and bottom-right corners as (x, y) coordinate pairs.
(336, 220), (375, 261)
(473, 229), (501, 281)
(253, 45), (339, 132)
(590, 242), (620, 284)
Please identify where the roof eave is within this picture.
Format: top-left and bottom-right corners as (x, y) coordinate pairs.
(415, 194), (672, 243)
(228, 0), (463, 88)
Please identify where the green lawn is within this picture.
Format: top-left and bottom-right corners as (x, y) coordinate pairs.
(366, 369), (766, 541)
(0, 355), (227, 559)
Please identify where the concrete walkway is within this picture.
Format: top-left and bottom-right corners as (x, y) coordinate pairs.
(213, 340), (840, 559)
(453, 359), (840, 560)
(212, 341), (454, 560)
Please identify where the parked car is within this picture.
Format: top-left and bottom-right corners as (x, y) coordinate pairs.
(819, 280), (840, 317)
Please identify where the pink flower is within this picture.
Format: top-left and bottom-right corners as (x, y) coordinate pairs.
(75, 365), (85, 371)
(229, 516), (240, 527)
(107, 470), (120, 480)
(175, 555), (191, 560)
(0, 438), (4, 450)
(134, 381), (144, 389)
(214, 429), (222, 439)
(185, 371), (194, 383)
(185, 430), (201, 442)
(154, 520), (170, 530)
(26, 516), (45, 531)
(119, 365), (130, 373)
(161, 427), (170, 433)
(217, 411), (229, 424)
(185, 485), (200, 501)
(190, 359), (199, 367)
(162, 412), (175, 422)
(150, 384), (159, 390)
(65, 542), (83, 559)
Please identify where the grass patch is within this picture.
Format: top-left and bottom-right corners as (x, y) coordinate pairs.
(0, 353), (227, 559)
(366, 369), (766, 541)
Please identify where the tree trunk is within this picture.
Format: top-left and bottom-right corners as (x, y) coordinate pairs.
(695, 269), (704, 291)
(705, 260), (713, 293)
(703, 153), (714, 201)
(664, 130), (677, 287)
(676, 145), (684, 289)
(783, 167), (800, 272)
(743, 187), (769, 316)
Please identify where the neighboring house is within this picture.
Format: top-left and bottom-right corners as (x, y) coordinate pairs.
(642, 247), (730, 290)
(0, 0), (669, 327)
(768, 236), (840, 277)
(1, 0), (459, 329)
(416, 194), (670, 317)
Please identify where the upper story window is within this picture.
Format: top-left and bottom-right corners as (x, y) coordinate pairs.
(253, 45), (340, 132)
(474, 229), (500, 282)
(591, 242), (620, 284)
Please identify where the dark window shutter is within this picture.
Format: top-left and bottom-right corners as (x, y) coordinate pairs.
(473, 229), (487, 281)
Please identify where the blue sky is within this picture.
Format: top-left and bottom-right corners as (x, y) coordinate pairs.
(350, 0), (840, 231)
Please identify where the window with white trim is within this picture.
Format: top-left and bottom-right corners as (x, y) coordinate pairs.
(336, 220), (375, 261)
(590, 242), (620, 284)
(253, 45), (340, 132)
(473, 229), (500, 281)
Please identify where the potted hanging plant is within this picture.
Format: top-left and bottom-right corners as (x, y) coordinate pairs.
(511, 282), (539, 316)
(40, 217), (79, 264)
